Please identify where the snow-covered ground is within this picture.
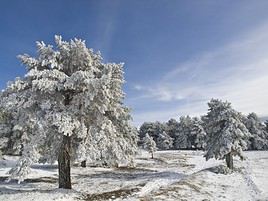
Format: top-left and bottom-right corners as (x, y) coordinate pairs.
(0, 150), (267, 201)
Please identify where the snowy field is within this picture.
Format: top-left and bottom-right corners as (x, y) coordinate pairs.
(0, 150), (267, 201)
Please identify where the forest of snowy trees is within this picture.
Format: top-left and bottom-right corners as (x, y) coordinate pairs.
(139, 103), (268, 152)
(139, 99), (268, 169)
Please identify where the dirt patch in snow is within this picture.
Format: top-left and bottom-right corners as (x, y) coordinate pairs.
(83, 187), (140, 200)
(115, 166), (157, 173)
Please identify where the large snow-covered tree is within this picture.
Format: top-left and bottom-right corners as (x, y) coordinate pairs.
(204, 99), (250, 169)
(244, 113), (268, 150)
(143, 133), (156, 159)
(0, 36), (137, 189)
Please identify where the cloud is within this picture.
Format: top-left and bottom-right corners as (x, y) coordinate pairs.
(133, 84), (143, 91)
(95, 1), (121, 57)
(130, 22), (268, 126)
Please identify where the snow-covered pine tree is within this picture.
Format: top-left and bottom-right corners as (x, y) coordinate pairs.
(174, 116), (192, 149)
(0, 36), (137, 189)
(138, 121), (166, 145)
(245, 113), (268, 150)
(0, 107), (12, 154)
(139, 122), (155, 143)
(204, 99), (250, 169)
(1, 104), (40, 157)
(166, 118), (179, 148)
(265, 120), (268, 133)
(191, 117), (207, 150)
(157, 131), (173, 150)
(143, 133), (156, 159)
(91, 62), (138, 166)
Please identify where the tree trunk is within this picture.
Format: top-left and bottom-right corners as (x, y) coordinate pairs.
(81, 160), (86, 168)
(58, 135), (72, 189)
(225, 152), (233, 169)
(19, 143), (24, 156)
(151, 152), (154, 159)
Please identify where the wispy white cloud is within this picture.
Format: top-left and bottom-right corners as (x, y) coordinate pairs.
(133, 84), (143, 91)
(130, 22), (268, 126)
(95, 1), (121, 57)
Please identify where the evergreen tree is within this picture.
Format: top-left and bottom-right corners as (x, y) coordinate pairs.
(0, 36), (137, 188)
(143, 133), (156, 159)
(0, 107), (39, 156)
(166, 118), (179, 148)
(157, 131), (173, 150)
(139, 122), (156, 141)
(139, 121), (166, 145)
(265, 120), (268, 133)
(204, 99), (250, 169)
(191, 117), (207, 150)
(174, 116), (192, 149)
(0, 108), (12, 154)
(244, 113), (268, 150)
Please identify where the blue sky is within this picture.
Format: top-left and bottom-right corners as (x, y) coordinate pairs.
(1, 0), (268, 125)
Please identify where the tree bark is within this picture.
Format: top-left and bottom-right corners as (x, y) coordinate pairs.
(58, 135), (72, 189)
(225, 152), (233, 169)
(81, 160), (86, 168)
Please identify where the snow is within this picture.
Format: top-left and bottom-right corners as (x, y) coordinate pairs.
(243, 151), (268, 199)
(0, 150), (268, 201)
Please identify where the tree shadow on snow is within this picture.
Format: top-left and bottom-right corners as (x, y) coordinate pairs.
(0, 176), (57, 184)
(0, 186), (53, 194)
(31, 164), (58, 172)
(75, 170), (185, 181)
(0, 177), (80, 196)
(197, 165), (233, 175)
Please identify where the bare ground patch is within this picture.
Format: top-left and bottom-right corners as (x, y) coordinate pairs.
(83, 187), (140, 201)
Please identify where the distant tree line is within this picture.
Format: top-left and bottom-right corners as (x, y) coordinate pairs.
(139, 101), (268, 152)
